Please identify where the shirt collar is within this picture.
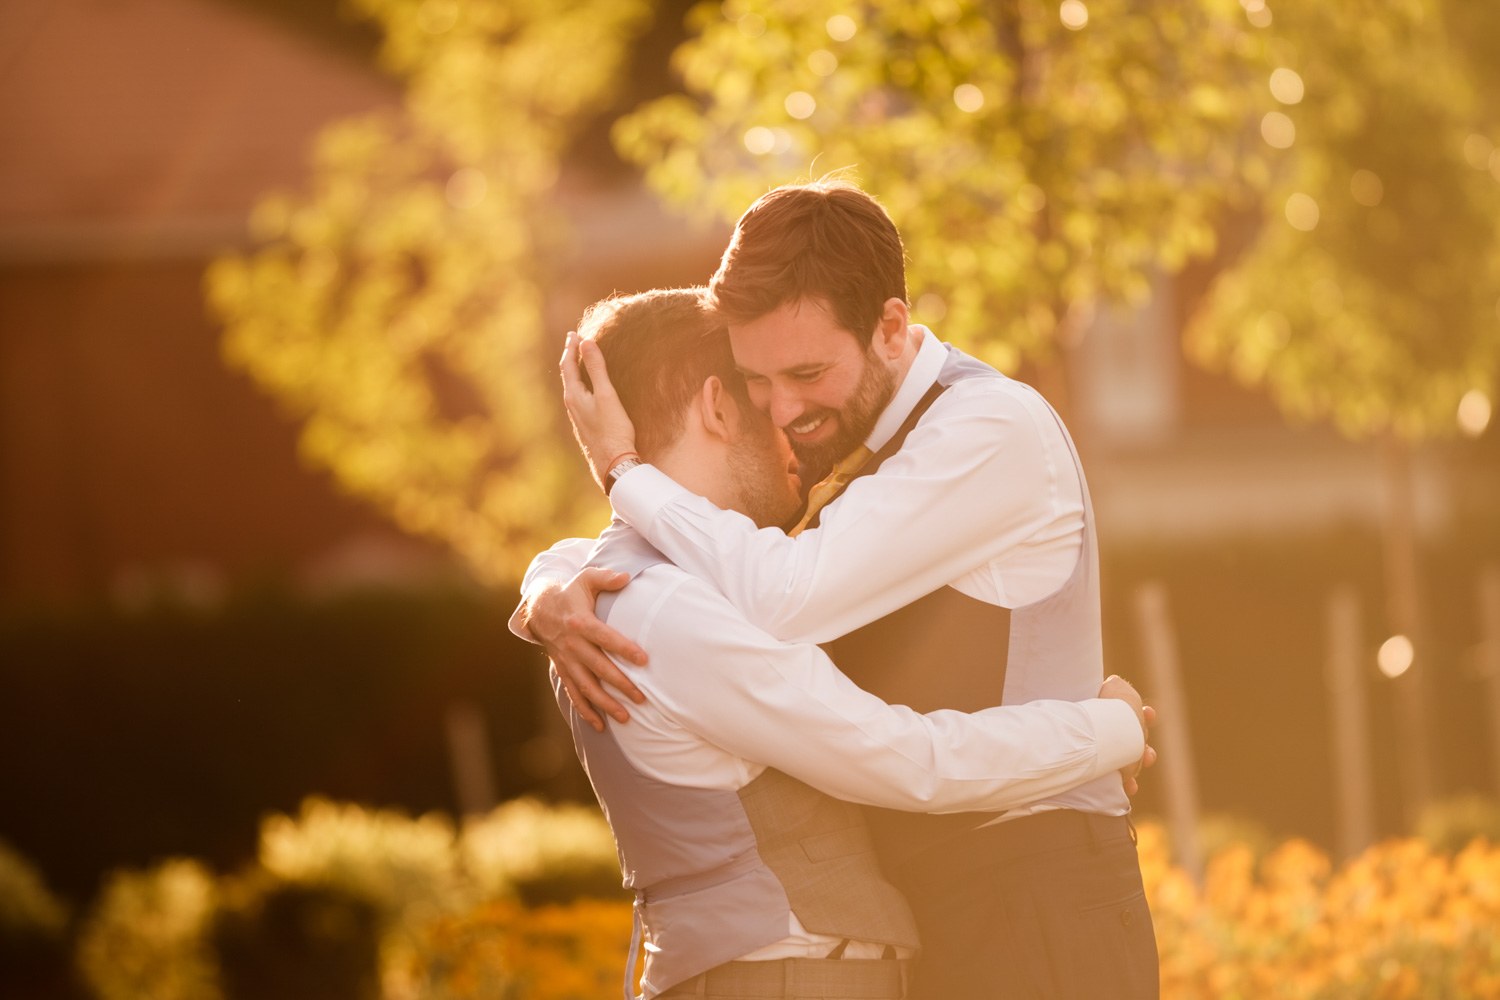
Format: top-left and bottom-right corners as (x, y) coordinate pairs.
(864, 326), (945, 454)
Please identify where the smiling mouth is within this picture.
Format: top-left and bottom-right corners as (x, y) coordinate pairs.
(788, 415), (828, 436)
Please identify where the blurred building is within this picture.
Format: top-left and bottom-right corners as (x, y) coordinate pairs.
(0, 0), (411, 606)
(1062, 269), (1499, 545)
(0, 0), (718, 607)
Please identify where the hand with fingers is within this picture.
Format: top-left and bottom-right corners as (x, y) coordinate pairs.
(1098, 674), (1158, 797)
(560, 330), (639, 491)
(519, 566), (650, 732)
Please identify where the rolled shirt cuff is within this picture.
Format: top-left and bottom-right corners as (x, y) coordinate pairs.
(1081, 698), (1146, 778)
(507, 602), (536, 644)
(609, 463), (692, 529)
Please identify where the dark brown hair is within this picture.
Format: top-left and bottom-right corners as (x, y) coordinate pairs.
(577, 287), (747, 458)
(709, 180), (907, 344)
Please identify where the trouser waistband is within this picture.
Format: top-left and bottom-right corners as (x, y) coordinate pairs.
(658, 957), (910, 999)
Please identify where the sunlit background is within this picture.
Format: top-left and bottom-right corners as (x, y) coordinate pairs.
(2, 0), (1499, 997)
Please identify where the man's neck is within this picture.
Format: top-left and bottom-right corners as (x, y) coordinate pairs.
(653, 444), (736, 515)
(891, 325), (921, 383)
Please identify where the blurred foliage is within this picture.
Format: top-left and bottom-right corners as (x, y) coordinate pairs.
(206, 0), (651, 582)
(76, 859), (223, 1000)
(0, 837), (75, 997)
(459, 797), (624, 905)
(0, 836), (69, 940)
(210, 0), (1500, 578)
(616, 0), (1266, 372)
(258, 798), (468, 923)
(73, 797), (622, 1000)
(59, 804), (1500, 999)
(1186, 0), (1500, 439)
(213, 880), (382, 1000)
(1418, 793), (1500, 855)
(1194, 812), (1276, 867)
(1140, 823), (1500, 999)
(395, 899), (638, 1000)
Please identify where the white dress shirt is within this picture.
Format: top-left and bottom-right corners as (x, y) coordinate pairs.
(519, 529), (1142, 960)
(604, 329), (1086, 645)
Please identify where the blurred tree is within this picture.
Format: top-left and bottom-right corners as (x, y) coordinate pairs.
(616, 0), (1269, 374)
(1186, 0), (1500, 439)
(1183, 0), (1500, 826)
(206, 0), (650, 583)
(211, 0), (1499, 590)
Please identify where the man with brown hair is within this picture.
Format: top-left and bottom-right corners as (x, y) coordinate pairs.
(523, 179), (1161, 998)
(525, 285), (1151, 1000)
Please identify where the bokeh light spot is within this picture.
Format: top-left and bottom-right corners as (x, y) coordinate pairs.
(1261, 112), (1295, 148)
(1463, 134), (1493, 170)
(807, 49), (838, 76)
(953, 84), (985, 113)
(1285, 193), (1319, 231)
(1016, 184), (1047, 213)
(785, 91), (816, 119)
(743, 127), (775, 155)
(737, 13), (766, 38)
(1269, 68), (1304, 104)
(1458, 389), (1493, 438)
(1350, 170), (1383, 207)
(1256, 311), (1290, 349)
(915, 293), (948, 323)
(1377, 635), (1414, 678)
(1245, 2), (1272, 27)
(826, 14), (856, 41)
(1060, 1), (1089, 30)
(445, 168), (487, 210)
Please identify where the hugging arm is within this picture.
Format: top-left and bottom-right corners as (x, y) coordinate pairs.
(511, 538), (647, 730)
(608, 383), (1069, 644)
(630, 575), (1152, 809)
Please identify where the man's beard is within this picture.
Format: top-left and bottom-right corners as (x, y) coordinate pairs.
(729, 416), (803, 529)
(791, 349), (898, 486)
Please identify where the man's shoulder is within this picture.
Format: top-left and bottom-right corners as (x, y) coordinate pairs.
(931, 360), (1063, 428)
(602, 562), (741, 642)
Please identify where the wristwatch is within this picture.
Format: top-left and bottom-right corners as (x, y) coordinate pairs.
(606, 456), (643, 494)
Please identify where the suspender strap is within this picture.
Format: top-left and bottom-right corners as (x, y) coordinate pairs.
(801, 381), (949, 533)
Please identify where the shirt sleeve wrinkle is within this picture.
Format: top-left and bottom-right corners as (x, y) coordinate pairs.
(633, 579), (1116, 813)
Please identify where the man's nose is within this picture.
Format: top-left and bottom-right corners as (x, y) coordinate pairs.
(767, 386), (803, 428)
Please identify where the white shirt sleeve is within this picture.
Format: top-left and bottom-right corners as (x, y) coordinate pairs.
(620, 572), (1143, 812)
(507, 537), (595, 643)
(610, 380), (1082, 644)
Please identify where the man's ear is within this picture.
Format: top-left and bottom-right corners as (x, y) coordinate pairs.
(697, 376), (738, 444)
(873, 297), (911, 361)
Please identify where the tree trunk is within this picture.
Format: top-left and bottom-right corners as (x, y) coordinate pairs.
(1325, 585), (1375, 859)
(1134, 580), (1203, 881)
(1378, 436), (1433, 830)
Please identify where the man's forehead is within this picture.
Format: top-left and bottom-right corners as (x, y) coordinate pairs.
(728, 299), (860, 372)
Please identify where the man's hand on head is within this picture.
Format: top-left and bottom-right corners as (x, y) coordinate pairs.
(560, 330), (639, 491)
(520, 567), (649, 732)
(1098, 675), (1157, 797)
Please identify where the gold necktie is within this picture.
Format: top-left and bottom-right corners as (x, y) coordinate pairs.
(788, 445), (874, 536)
